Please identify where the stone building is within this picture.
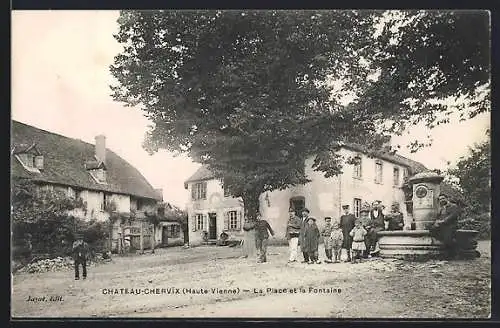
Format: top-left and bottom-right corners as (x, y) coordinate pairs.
(11, 120), (163, 251)
(184, 143), (428, 246)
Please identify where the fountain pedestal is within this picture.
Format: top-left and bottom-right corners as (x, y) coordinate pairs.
(378, 171), (480, 260)
(378, 229), (479, 260)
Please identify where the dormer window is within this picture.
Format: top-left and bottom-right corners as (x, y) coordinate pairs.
(85, 160), (107, 184)
(12, 143), (43, 173)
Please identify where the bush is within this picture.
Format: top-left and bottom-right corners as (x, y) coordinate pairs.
(458, 212), (490, 240)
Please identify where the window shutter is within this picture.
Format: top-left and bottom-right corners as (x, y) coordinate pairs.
(224, 212), (229, 230)
(237, 211), (242, 230)
(191, 184), (196, 200)
(191, 216), (197, 232)
(203, 214), (208, 231)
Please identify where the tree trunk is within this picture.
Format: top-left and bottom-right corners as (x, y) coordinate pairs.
(242, 190), (262, 221)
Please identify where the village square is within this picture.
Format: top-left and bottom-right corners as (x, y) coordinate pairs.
(11, 10), (490, 318)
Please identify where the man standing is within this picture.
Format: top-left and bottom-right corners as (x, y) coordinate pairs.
(430, 193), (461, 259)
(72, 233), (89, 280)
(299, 208), (312, 263)
(285, 208), (302, 263)
(254, 213), (275, 263)
(339, 205), (356, 262)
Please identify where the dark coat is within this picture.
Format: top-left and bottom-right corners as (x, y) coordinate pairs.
(340, 213), (356, 249)
(299, 216), (311, 246)
(254, 219), (274, 240)
(387, 212), (404, 231)
(72, 240), (89, 261)
(301, 222), (320, 253)
(431, 202), (461, 246)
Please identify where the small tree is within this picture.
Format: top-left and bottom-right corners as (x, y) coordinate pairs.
(11, 179), (85, 257)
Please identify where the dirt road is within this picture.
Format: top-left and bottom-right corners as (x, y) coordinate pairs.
(12, 241), (491, 318)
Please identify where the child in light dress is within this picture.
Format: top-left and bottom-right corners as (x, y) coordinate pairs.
(330, 221), (344, 263)
(349, 219), (367, 264)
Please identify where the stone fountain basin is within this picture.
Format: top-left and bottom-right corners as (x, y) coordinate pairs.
(377, 229), (479, 260)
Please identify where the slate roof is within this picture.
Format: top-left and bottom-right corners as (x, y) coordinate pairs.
(11, 120), (162, 201)
(184, 166), (216, 188)
(183, 144), (428, 187)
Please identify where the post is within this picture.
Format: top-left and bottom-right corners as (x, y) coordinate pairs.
(140, 221), (144, 254)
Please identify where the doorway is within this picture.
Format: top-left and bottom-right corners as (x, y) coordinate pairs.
(290, 196), (305, 217)
(208, 213), (217, 240)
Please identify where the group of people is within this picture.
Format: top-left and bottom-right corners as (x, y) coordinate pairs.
(284, 201), (405, 264)
(240, 200), (406, 264)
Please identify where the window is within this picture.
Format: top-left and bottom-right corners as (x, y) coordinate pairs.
(136, 198), (144, 211)
(100, 193), (107, 211)
(289, 196), (305, 216)
(224, 184), (231, 198)
(393, 167), (400, 186)
(375, 161), (383, 184)
(403, 168), (409, 181)
(166, 224), (181, 238)
(353, 156), (362, 179)
(192, 182), (207, 200)
(195, 214), (204, 231)
(229, 211), (239, 230)
(353, 198), (362, 218)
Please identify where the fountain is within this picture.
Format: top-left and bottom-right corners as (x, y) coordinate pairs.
(378, 171), (480, 260)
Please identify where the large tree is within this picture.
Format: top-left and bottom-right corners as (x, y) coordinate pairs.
(110, 10), (490, 219)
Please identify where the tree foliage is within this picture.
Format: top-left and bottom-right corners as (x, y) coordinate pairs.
(448, 133), (491, 213)
(110, 10), (490, 219)
(11, 179), (109, 257)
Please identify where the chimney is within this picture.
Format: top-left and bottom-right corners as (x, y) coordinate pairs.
(95, 135), (106, 164)
(155, 188), (163, 201)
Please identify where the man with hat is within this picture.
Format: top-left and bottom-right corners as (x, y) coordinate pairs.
(366, 200), (385, 257)
(430, 193), (461, 259)
(385, 202), (404, 231)
(72, 233), (90, 280)
(299, 208), (313, 263)
(254, 212), (275, 263)
(339, 205), (356, 262)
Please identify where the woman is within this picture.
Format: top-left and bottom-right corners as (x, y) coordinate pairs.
(241, 217), (256, 258)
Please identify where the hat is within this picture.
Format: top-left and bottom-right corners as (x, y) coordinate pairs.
(324, 217), (332, 221)
(74, 233), (84, 240)
(302, 208), (310, 213)
(342, 205), (349, 209)
(307, 217), (316, 222)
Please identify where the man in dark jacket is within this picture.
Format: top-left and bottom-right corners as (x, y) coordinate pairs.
(386, 202), (405, 231)
(72, 233), (90, 280)
(366, 201), (385, 257)
(430, 193), (461, 259)
(299, 208), (312, 263)
(286, 208), (302, 263)
(255, 213), (275, 263)
(339, 205), (356, 262)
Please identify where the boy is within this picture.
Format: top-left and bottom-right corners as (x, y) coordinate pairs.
(330, 221), (344, 263)
(321, 217), (334, 263)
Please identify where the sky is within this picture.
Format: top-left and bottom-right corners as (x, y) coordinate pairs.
(11, 10), (490, 208)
